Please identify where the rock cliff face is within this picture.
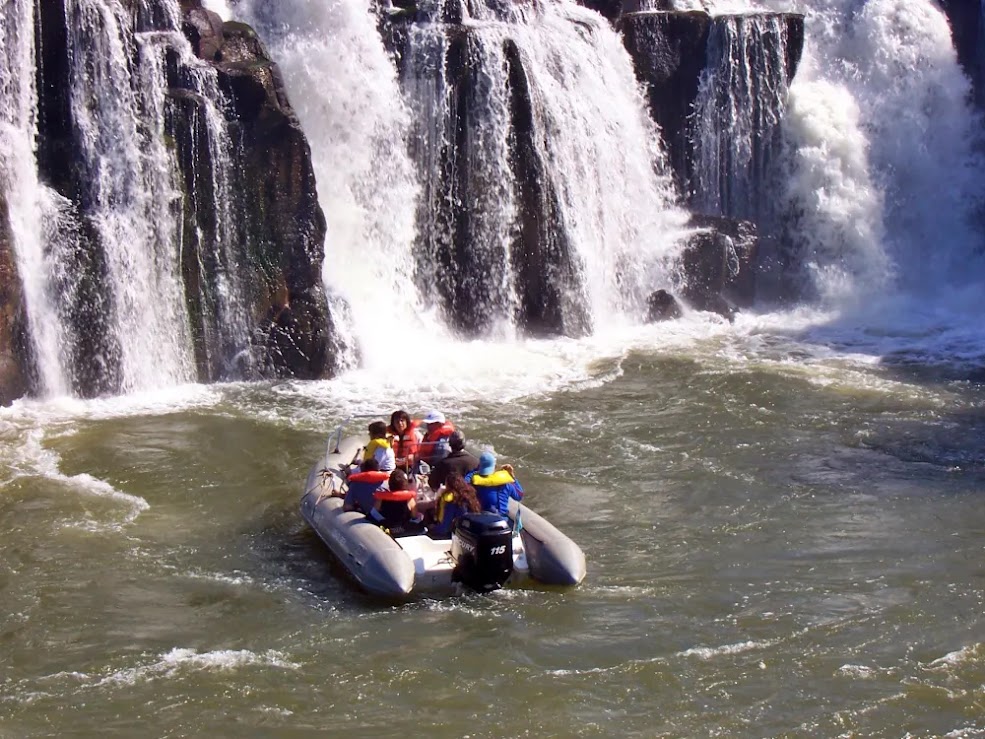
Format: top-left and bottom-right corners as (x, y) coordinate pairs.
(0, 0), (336, 403)
(174, 12), (339, 380)
(382, 11), (591, 337)
(0, 195), (29, 406)
(938, 0), (985, 107)
(620, 10), (804, 212)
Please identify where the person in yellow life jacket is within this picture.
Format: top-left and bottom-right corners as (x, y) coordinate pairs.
(418, 410), (455, 466)
(469, 451), (523, 517)
(430, 471), (481, 538)
(363, 420), (396, 472)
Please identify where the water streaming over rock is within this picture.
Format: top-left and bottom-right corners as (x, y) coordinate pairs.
(238, 0), (433, 372)
(690, 14), (794, 225)
(2, 0), (252, 398)
(5, 0), (985, 400)
(405, 0), (691, 333)
(1, 0), (75, 396)
(695, 0), (985, 309)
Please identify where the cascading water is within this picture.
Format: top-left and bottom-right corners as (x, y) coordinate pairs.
(405, 0), (691, 331)
(65, 0), (197, 392)
(244, 0), (690, 349)
(239, 0), (436, 371)
(1, 0), (74, 397)
(690, 14), (793, 226)
(402, 4), (525, 336)
(693, 0), (985, 311)
(2, 0), (253, 398)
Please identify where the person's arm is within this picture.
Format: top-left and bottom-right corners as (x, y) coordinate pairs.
(428, 461), (443, 491)
(403, 435), (419, 469)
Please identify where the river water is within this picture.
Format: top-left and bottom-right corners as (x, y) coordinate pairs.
(3, 310), (985, 737)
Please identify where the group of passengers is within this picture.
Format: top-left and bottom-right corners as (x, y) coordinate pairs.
(340, 409), (524, 537)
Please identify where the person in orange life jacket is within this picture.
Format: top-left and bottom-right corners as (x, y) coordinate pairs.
(363, 420), (396, 472)
(388, 409), (421, 474)
(430, 471), (481, 538)
(470, 451), (523, 516)
(343, 458), (389, 514)
(418, 410), (455, 466)
(370, 468), (420, 529)
(427, 429), (479, 491)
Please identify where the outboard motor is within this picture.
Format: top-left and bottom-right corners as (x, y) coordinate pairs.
(451, 512), (514, 592)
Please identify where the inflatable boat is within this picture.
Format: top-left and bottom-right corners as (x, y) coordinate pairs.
(299, 433), (587, 599)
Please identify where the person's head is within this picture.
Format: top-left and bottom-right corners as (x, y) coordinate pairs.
(361, 457), (380, 472)
(368, 420), (387, 439)
(449, 430), (465, 452)
(422, 410), (445, 429)
(445, 472), (480, 513)
(390, 409), (411, 433)
(389, 468), (411, 491)
(477, 451), (496, 476)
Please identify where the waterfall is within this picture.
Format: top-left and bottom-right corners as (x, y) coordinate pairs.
(405, 0), (690, 331)
(698, 0), (985, 307)
(64, 0), (196, 392)
(402, 12), (523, 336)
(239, 0), (435, 371)
(1, 0), (70, 396)
(1, 0), (253, 398)
(690, 14), (792, 225)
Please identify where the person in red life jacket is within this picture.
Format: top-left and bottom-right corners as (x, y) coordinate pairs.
(418, 410), (455, 467)
(470, 451), (523, 517)
(362, 420), (396, 472)
(388, 409), (421, 474)
(370, 468), (422, 532)
(427, 430), (479, 491)
(343, 458), (389, 514)
(430, 471), (481, 538)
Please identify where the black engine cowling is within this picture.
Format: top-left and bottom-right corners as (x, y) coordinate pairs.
(451, 512), (514, 592)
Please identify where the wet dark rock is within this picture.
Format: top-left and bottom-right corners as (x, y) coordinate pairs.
(182, 6), (225, 61)
(620, 11), (803, 207)
(0, 194), (30, 405)
(620, 11), (711, 200)
(183, 18), (340, 380)
(679, 213), (758, 319)
(645, 289), (683, 322)
(937, 0), (985, 107)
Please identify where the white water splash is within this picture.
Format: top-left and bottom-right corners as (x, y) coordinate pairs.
(201, 0), (234, 19)
(238, 0), (438, 371)
(0, 422), (148, 528)
(701, 0), (985, 309)
(88, 648), (300, 687)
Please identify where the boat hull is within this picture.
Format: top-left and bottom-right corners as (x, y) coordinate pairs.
(299, 435), (586, 598)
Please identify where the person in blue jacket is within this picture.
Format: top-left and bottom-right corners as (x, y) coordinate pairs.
(469, 451), (523, 516)
(342, 458), (389, 514)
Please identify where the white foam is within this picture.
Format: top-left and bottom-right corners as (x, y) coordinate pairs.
(678, 638), (778, 659)
(200, 0), (233, 19)
(928, 643), (985, 669)
(93, 648), (300, 687)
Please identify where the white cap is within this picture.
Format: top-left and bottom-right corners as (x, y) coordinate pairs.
(423, 410), (445, 424)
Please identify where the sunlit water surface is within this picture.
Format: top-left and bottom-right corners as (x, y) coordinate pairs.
(2, 314), (985, 737)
